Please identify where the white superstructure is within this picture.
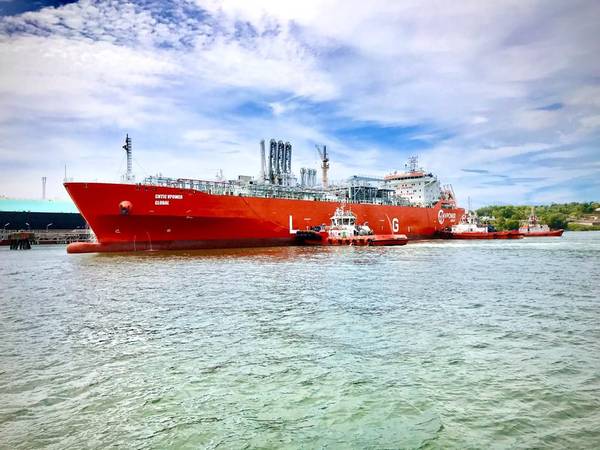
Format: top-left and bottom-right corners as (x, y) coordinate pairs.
(384, 157), (442, 206)
(327, 205), (373, 238)
(450, 211), (488, 233)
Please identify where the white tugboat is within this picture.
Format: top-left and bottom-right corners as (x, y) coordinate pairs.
(295, 204), (408, 246)
(519, 207), (564, 237)
(439, 211), (522, 239)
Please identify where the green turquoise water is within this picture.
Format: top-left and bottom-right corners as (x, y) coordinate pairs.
(0, 198), (78, 213)
(1, 233), (599, 448)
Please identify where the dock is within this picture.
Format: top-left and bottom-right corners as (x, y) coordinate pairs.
(1, 229), (93, 249)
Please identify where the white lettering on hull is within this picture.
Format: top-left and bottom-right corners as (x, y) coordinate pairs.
(155, 194), (183, 200)
(385, 215), (400, 234)
(438, 210), (457, 224)
(154, 193), (183, 206)
(289, 215), (298, 234)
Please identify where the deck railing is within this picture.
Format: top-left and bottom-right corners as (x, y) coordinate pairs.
(142, 176), (441, 207)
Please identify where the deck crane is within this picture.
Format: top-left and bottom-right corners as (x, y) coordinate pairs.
(316, 144), (329, 188)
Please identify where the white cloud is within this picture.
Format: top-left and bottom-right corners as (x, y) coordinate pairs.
(0, 34), (182, 126)
(471, 116), (488, 125)
(0, 0), (598, 204)
(579, 115), (600, 130)
(514, 110), (561, 131)
(186, 34), (337, 101)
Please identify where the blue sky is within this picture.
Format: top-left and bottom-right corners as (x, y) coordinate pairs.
(0, 0), (599, 207)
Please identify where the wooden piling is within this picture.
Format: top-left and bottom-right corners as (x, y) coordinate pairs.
(8, 232), (34, 250)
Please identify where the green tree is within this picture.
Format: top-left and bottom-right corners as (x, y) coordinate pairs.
(505, 219), (520, 230)
(476, 202), (599, 231)
(502, 206), (515, 219)
(546, 213), (567, 230)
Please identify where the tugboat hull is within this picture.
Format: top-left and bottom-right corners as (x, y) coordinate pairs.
(295, 230), (408, 246)
(439, 230), (522, 239)
(520, 229), (564, 237)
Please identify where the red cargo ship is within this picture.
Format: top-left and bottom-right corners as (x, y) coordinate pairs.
(65, 137), (464, 253)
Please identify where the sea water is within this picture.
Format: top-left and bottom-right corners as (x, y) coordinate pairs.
(1, 232), (599, 448)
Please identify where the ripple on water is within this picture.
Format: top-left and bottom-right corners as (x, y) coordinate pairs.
(0, 233), (599, 448)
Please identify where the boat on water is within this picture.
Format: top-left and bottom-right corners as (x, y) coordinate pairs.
(65, 136), (464, 253)
(519, 207), (564, 237)
(439, 211), (522, 239)
(295, 205), (408, 246)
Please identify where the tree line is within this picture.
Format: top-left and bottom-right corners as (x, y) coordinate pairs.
(475, 202), (600, 231)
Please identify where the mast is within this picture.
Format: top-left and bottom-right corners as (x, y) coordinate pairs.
(122, 134), (133, 182)
(530, 206), (537, 224)
(407, 156), (418, 172)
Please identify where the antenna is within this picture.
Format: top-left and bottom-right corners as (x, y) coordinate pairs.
(316, 144), (329, 188)
(122, 134), (133, 182)
(42, 176), (47, 200)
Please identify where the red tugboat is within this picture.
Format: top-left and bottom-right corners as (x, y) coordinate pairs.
(65, 136), (463, 253)
(439, 211), (522, 239)
(295, 205), (408, 246)
(519, 207), (564, 237)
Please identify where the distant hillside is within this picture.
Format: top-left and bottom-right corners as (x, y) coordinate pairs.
(476, 202), (600, 231)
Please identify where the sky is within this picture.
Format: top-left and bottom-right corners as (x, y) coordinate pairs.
(0, 0), (599, 207)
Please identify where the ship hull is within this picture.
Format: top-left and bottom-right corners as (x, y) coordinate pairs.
(64, 182), (464, 253)
(65, 237), (293, 253)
